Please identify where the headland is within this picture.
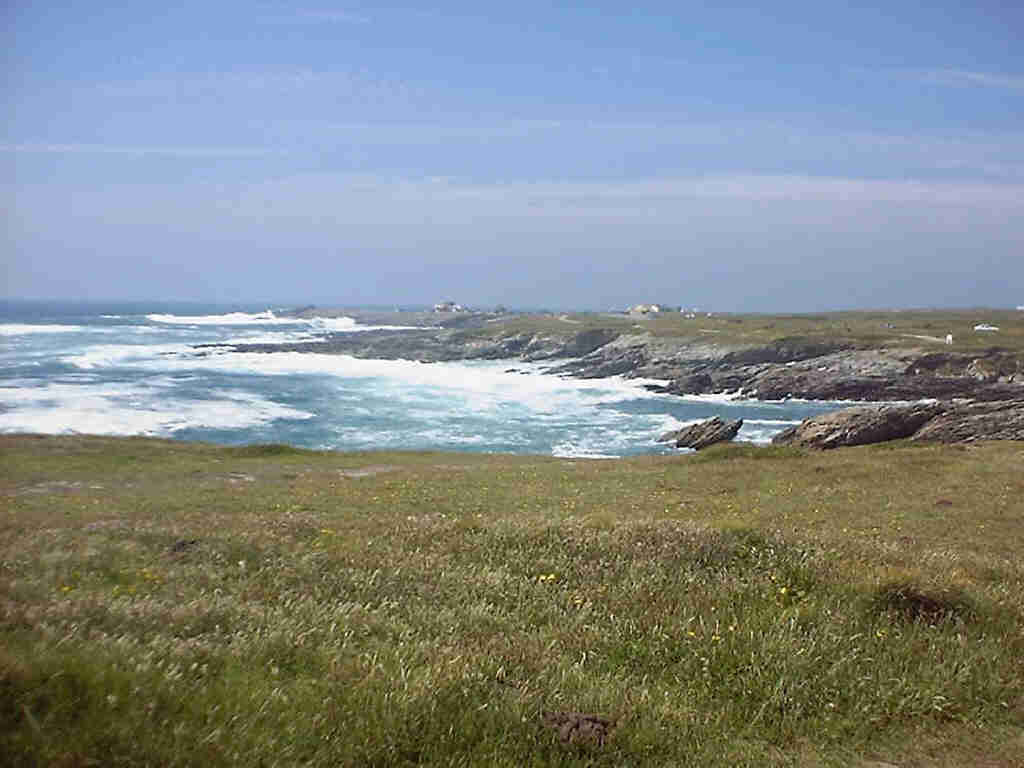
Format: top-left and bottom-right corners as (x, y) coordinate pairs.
(207, 306), (1024, 446)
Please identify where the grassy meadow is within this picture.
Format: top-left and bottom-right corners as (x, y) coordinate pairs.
(465, 308), (1024, 354)
(2, 434), (1023, 766)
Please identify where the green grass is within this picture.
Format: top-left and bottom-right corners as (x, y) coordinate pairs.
(2, 435), (1023, 766)
(463, 308), (1024, 356)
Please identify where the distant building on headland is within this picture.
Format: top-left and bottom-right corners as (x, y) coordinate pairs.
(627, 303), (684, 316)
(629, 303), (661, 316)
(433, 301), (467, 313)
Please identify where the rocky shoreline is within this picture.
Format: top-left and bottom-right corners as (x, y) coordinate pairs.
(201, 309), (1024, 447)
(772, 399), (1024, 448)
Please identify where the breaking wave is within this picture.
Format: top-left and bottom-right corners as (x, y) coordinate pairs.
(0, 380), (313, 437)
(0, 324), (86, 336)
(145, 311), (419, 333)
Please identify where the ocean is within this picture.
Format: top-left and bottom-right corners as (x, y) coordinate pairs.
(0, 301), (847, 458)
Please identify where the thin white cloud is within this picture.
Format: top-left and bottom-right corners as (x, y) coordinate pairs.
(207, 173), (1024, 216)
(0, 143), (281, 157)
(87, 69), (423, 109)
(295, 9), (370, 23)
(872, 67), (1024, 90)
(256, 8), (370, 24)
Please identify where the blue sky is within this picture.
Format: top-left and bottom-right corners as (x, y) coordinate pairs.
(3, 1), (1023, 310)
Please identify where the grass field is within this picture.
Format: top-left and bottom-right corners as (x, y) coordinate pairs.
(2, 435), (1023, 766)
(464, 308), (1024, 354)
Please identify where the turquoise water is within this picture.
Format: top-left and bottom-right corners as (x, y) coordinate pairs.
(0, 301), (846, 457)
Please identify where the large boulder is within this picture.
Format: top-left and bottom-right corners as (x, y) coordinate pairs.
(771, 403), (944, 449)
(911, 400), (1024, 443)
(658, 416), (743, 450)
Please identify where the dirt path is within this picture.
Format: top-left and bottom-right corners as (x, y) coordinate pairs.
(900, 333), (947, 344)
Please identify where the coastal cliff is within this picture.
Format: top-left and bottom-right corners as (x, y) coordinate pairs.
(212, 308), (1024, 407)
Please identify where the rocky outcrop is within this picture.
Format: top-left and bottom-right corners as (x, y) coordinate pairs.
(719, 339), (850, 366)
(773, 399), (1024, 448)
(658, 416), (743, 450)
(205, 310), (1024, 404)
(656, 348), (1023, 402)
(911, 400), (1024, 443)
(771, 403), (944, 449)
(664, 372), (714, 395)
(557, 328), (620, 358)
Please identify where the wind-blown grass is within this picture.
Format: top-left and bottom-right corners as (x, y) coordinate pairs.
(1, 435), (1022, 766)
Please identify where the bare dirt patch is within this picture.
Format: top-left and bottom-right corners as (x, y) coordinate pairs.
(12, 480), (105, 496)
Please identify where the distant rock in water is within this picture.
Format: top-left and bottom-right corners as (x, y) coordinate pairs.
(658, 416), (743, 450)
(771, 403), (942, 449)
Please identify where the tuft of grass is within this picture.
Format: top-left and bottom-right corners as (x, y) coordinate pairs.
(869, 581), (977, 625)
(691, 443), (806, 462)
(228, 443), (314, 457)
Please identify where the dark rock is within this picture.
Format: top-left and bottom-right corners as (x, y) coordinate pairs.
(659, 416), (743, 450)
(558, 329), (619, 357)
(771, 403), (944, 449)
(549, 348), (648, 378)
(170, 539), (200, 554)
(749, 368), (1018, 402)
(670, 372), (714, 394)
(721, 338), (849, 366)
(911, 400), (1024, 443)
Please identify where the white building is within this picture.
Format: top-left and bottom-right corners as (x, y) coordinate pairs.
(629, 303), (662, 315)
(433, 301), (465, 313)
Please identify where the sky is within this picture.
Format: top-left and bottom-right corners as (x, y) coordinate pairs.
(3, 1), (1023, 311)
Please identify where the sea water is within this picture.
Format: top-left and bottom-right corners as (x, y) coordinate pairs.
(0, 300), (846, 458)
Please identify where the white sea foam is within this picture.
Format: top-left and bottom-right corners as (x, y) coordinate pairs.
(305, 316), (411, 332)
(310, 317), (425, 332)
(146, 311), (294, 326)
(0, 324), (86, 336)
(63, 342), (198, 369)
(309, 316), (356, 331)
(0, 381), (312, 436)
(551, 442), (620, 459)
(222, 330), (326, 345)
(61, 347), (661, 415)
(737, 427), (779, 444)
(0, 323), (169, 338)
(675, 391), (746, 403)
(145, 311), (418, 333)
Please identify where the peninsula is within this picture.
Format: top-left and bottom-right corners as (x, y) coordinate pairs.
(209, 306), (1024, 446)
